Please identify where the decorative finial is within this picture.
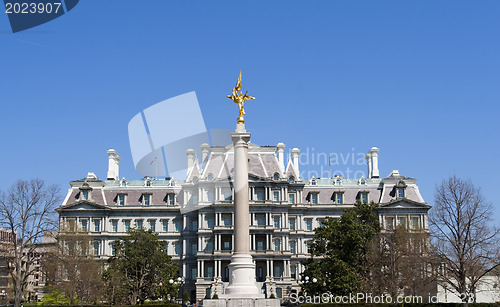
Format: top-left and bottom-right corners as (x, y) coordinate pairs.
(227, 70), (255, 124)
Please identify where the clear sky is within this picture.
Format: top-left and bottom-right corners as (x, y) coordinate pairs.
(1, 1), (499, 222)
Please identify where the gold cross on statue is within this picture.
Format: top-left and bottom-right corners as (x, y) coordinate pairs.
(227, 71), (255, 124)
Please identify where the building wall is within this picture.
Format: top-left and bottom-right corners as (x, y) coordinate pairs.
(57, 144), (430, 303)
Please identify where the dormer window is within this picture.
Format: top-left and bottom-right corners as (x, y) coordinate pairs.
(394, 180), (407, 198)
(359, 177), (367, 185)
(310, 193), (318, 204)
(360, 192), (368, 204)
(79, 183), (92, 201)
(311, 178), (317, 186)
(120, 180), (127, 187)
(142, 194), (152, 206)
(334, 192), (344, 204)
(192, 177), (198, 184)
(167, 193), (175, 206)
(170, 180), (176, 187)
(117, 194), (127, 206)
(207, 174), (214, 181)
(334, 176), (342, 185)
(273, 173), (280, 181)
(289, 177), (295, 184)
(145, 180), (152, 187)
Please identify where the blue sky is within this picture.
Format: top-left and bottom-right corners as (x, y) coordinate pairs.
(0, 1), (499, 222)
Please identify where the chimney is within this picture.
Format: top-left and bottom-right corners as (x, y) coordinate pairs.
(276, 143), (286, 174)
(366, 147), (380, 178)
(106, 149), (121, 180)
(291, 148), (300, 179)
(201, 143), (210, 164)
(186, 149), (196, 176)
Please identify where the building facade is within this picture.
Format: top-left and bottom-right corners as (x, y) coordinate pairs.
(56, 143), (430, 303)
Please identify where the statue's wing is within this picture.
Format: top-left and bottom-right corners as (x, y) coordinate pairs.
(243, 94), (255, 101)
(235, 71), (242, 91)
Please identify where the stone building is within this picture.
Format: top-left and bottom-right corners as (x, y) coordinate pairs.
(56, 143), (430, 303)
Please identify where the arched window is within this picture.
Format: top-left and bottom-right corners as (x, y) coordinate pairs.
(273, 173), (280, 181)
(311, 178), (317, 186)
(193, 177), (198, 184)
(289, 176), (295, 184)
(145, 180), (151, 187)
(207, 173), (214, 181)
(120, 180), (127, 187)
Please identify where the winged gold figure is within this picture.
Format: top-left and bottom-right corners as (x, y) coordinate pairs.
(227, 71), (255, 124)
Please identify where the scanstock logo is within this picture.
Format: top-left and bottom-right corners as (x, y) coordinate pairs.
(4, 0), (79, 33)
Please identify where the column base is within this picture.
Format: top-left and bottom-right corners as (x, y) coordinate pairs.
(223, 254), (264, 298)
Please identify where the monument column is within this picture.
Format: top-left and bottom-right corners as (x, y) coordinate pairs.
(224, 123), (263, 297)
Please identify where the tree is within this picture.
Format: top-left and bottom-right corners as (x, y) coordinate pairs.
(104, 228), (179, 305)
(365, 225), (435, 299)
(430, 176), (500, 304)
(0, 179), (60, 307)
(43, 226), (104, 304)
(301, 201), (379, 296)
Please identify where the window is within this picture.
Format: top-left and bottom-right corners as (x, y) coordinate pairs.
(386, 217), (394, 230)
(124, 220), (131, 232)
(143, 194), (151, 206)
(398, 216), (407, 228)
(273, 173), (279, 181)
(207, 174), (214, 181)
(291, 266), (297, 279)
(206, 240), (214, 252)
(145, 180), (151, 187)
(223, 214), (232, 226)
(191, 241), (198, 255)
(175, 242), (182, 255)
(207, 191), (215, 202)
(112, 220), (118, 232)
(167, 193), (175, 206)
(256, 239), (265, 251)
(222, 188), (232, 201)
(82, 190), (89, 200)
(288, 193), (295, 204)
(118, 194), (126, 206)
(207, 217), (214, 229)
(397, 188), (405, 198)
(191, 220), (198, 231)
(193, 177), (199, 184)
(335, 193), (344, 205)
(290, 241), (296, 254)
(360, 192), (368, 204)
(191, 195), (198, 204)
(162, 220), (168, 232)
(256, 214), (265, 226)
(311, 179), (317, 185)
(311, 193), (318, 204)
(360, 178), (366, 185)
(273, 265), (282, 278)
(93, 241), (100, 255)
(411, 216), (420, 230)
(149, 220), (156, 232)
(273, 191), (280, 201)
(120, 180), (127, 187)
(289, 218), (296, 231)
(274, 239), (281, 252)
(289, 177), (295, 183)
(190, 267), (197, 281)
(206, 264), (214, 278)
(81, 220), (88, 232)
(274, 216), (280, 228)
(111, 243), (116, 256)
(175, 220), (182, 231)
(94, 220), (100, 232)
(307, 242), (311, 253)
(335, 177), (342, 185)
(255, 188), (264, 201)
(136, 220), (143, 229)
(305, 219), (312, 231)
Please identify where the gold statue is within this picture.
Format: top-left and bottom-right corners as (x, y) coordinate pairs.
(227, 71), (255, 124)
